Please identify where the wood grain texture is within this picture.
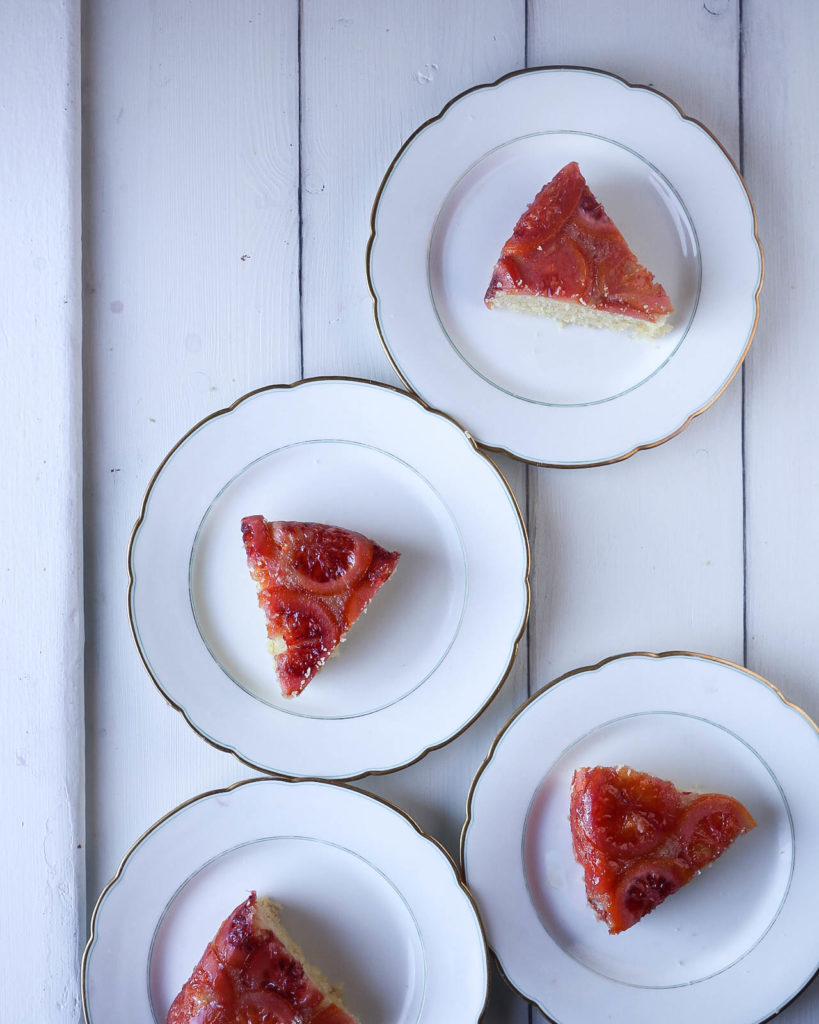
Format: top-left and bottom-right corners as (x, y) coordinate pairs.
(526, 2), (745, 686)
(530, 0), (741, 150)
(744, 0), (819, 714)
(82, 0), (300, 900)
(743, 2), (819, 1018)
(300, 0), (525, 381)
(0, 2), (84, 1020)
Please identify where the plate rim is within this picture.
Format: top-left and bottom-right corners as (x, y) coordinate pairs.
(127, 375), (531, 780)
(459, 649), (819, 1023)
(81, 775), (490, 1024)
(366, 65), (764, 469)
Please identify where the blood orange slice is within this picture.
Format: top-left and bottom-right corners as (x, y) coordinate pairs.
(273, 521), (374, 597)
(576, 764), (679, 859)
(612, 857), (687, 933)
(678, 793), (758, 870)
(260, 590), (341, 697)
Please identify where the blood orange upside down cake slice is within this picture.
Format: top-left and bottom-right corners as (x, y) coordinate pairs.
(241, 517), (400, 697)
(485, 161), (674, 337)
(166, 891), (358, 1024)
(570, 765), (756, 933)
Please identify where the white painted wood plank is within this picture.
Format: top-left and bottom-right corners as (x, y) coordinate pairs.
(526, 3), (745, 690)
(0, 1), (83, 1020)
(527, 5), (744, 1021)
(300, 0), (524, 381)
(82, 0), (300, 904)
(743, 1), (819, 1019)
(743, 0), (819, 718)
(300, 4), (529, 1019)
(531, 0), (741, 151)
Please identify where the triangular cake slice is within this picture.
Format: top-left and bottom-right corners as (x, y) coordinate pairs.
(485, 161), (674, 337)
(570, 765), (756, 934)
(241, 516), (400, 697)
(166, 892), (358, 1024)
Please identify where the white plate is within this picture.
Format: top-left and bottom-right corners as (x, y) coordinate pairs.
(368, 67), (762, 467)
(82, 778), (488, 1024)
(129, 378), (528, 778)
(462, 653), (819, 1024)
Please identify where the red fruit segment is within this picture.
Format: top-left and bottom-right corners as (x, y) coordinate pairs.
(273, 521), (374, 597)
(241, 513), (278, 568)
(596, 255), (675, 319)
(612, 857), (686, 933)
(166, 892), (358, 1024)
(260, 590), (341, 697)
(504, 236), (590, 303)
(576, 765), (679, 859)
(342, 545), (402, 626)
(570, 766), (756, 934)
(485, 161), (673, 324)
(241, 517), (400, 697)
(678, 793), (757, 870)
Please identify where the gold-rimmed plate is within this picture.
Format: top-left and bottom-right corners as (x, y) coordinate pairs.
(462, 652), (819, 1024)
(368, 67), (762, 467)
(82, 778), (488, 1023)
(129, 378), (529, 779)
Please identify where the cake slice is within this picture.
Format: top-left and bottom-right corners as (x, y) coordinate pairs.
(570, 765), (756, 934)
(485, 161), (674, 337)
(241, 517), (400, 697)
(166, 892), (358, 1024)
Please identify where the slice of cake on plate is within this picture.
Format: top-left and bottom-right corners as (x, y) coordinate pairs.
(166, 891), (358, 1024)
(485, 161), (674, 337)
(241, 517), (400, 697)
(570, 765), (756, 933)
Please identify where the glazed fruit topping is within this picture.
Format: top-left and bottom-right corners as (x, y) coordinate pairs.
(577, 765), (679, 859)
(485, 161), (674, 321)
(261, 590), (341, 697)
(165, 892), (357, 1024)
(677, 793), (758, 870)
(613, 857), (686, 933)
(273, 521), (374, 597)
(570, 765), (756, 933)
(241, 516), (400, 697)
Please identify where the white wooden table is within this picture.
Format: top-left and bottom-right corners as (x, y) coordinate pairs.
(5, 1), (819, 1020)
